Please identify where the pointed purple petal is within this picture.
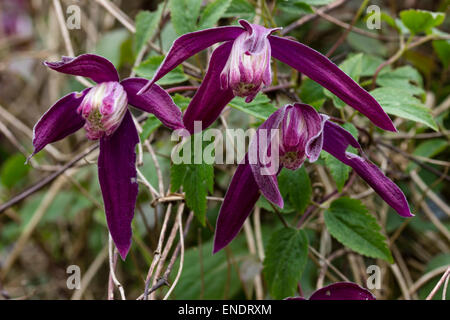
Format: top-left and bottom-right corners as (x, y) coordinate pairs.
(214, 158), (260, 253)
(183, 41), (235, 133)
(309, 282), (376, 300)
(98, 111), (139, 259)
(269, 36), (396, 132)
(121, 77), (183, 130)
(322, 120), (413, 217)
(44, 54), (119, 83)
(138, 26), (244, 94)
(31, 89), (89, 157)
(248, 107), (286, 207)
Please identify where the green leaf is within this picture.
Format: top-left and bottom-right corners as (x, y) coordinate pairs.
(170, 134), (214, 225)
(399, 9), (445, 34)
(324, 198), (393, 263)
(228, 93), (277, 120)
(359, 54), (387, 77)
(95, 29), (130, 68)
(431, 29), (450, 68)
(263, 228), (309, 299)
(223, 0), (255, 21)
(134, 55), (188, 85)
(278, 167), (312, 213)
(1, 153), (29, 189)
(376, 66), (424, 96)
(169, 0), (203, 35)
(140, 115), (162, 141)
(299, 77), (327, 110)
(198, 0), (231, 30)
(407, 139), (448, 171)
(134, 6), (163, 56)
(371, 87), (437, 131)
(171, 237), (246, 299)
(418, 253), (450, 300)
(278, 1), (314, 14)
(172, 93), (191, 111)
(322, 123), (358, 191)
(324, 53), (363, 108)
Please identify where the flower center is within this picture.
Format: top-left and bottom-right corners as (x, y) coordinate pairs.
(78, 81), (128, 140)
(280, 151), (304, 170)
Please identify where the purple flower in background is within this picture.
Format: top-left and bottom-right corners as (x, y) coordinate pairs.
(286, 282), (376, 300)
(137, 20), (396, 134)
(0, 0), (32, 38)
(213, 103), (412, 253)
(31, 54), (183, 259)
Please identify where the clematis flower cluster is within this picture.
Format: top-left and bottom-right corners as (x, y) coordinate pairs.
(33, 18), (413, 261)
(213, 103), (412, 253)
(31, 54), (183, 259)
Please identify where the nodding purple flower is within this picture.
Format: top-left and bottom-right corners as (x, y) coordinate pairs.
(31, 54), (184, 259)
(286, 282), (376, 300)
(213, 103), (412, 253)
(137, 20), (396, 134)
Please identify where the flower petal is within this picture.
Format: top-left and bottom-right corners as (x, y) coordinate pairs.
(44, 54), (119, 83)
(121, 77), (184, 130)
(98, 110), (139, 259)
(269, 36), (396, 132)
(183, 41), (235, 133)
(309, 282), (376, 300)
(31, 89), (89, 158)
(322, 120), (413, 217)
(214, 158), (261, 253)
(137, 26), (245, 94)
(248, 107), (286, 207)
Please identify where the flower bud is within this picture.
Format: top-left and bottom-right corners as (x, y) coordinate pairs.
(279, 104), (326, 170)
(78, 81), (128, 140)
(220, 21), (278, 103)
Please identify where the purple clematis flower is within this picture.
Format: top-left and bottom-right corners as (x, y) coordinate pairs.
(213, 103), (412, 253)
(31, 54), (184, 259)
(286, 282), (376, 300)
(137, 20), (396, 134)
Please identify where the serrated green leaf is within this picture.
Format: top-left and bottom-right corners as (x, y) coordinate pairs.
(400, 9), (445, 34)
(134, 6), (163, 57)
(376, 66), (424, 95)
(263, 228), (309, 299)
(134, 55), (188, 85)
(359, 54), (388, 77)
(1, 153), (29, 188)
(228, 93), (277, 120)
(223, 0), (255, 20)
(169, 0), (203, 35)
(371, 87), (437, 130)
(198, 0), (231, 30)
(324, 197), (393, 263)
(278, 167), (312, 213)
(170, 134), (214, 225)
